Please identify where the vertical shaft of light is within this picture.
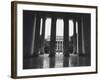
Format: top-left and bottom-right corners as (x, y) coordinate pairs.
(45, 18), (51, 39)
(81, 17), (85, 54)
(40, 18), (43, 35)
(41, 18), (46, 41)
(76, 21), (79, 54)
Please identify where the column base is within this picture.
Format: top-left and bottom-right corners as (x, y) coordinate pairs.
(49, 53), (55, 57)
(79, 53), (90, 57)
(63, 53), (69, 57)
(33, 52), (39, 57)
(40, 52), (44, 55)
(73, 52), (77, 54)
(79, 53), (86, 56)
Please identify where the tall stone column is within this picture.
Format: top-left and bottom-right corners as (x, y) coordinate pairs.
(49, 17), (57, 57)
(77, 17), (83, 56)
(73, 19), (77, 54)
(82, 14), (91, 56)
(33, 14), (41, 56)
(40, 17), (46, 54)
(63, 17), (69, 57)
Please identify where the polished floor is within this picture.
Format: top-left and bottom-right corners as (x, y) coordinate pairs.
(23, 53), (90, 69)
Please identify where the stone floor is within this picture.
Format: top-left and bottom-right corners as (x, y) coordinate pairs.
(23, 53), (91, 69)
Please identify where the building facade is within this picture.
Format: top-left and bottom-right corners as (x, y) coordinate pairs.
(46, 36), (63, 52)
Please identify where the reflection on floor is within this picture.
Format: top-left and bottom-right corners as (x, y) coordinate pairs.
(23, 53), (90, 69)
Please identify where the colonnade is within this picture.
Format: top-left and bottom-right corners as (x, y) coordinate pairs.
(32, 13), (87, 57)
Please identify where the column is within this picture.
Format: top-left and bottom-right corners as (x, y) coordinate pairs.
(31, 14), (37, 56)
(33, 14), (41, 56)
(40, 17), (46, 54)
(82, 14), (91, 56)
(77, 17), (83, 56)
(63, 17), (69, 57)
(49, 57), (55, 68)
(73, 19), (77, 54)
(49, 17), (57, 57)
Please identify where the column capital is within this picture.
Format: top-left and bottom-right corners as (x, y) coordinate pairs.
(63, 17), (69, 22)
(36, 13), (41, 18)
(41, 17), (47, 20)
(76, 16), (83, 21)
(51, 16), (57, 20)
(72, 18), (77, 22)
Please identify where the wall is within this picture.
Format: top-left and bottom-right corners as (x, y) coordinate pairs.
(0, 0), (100, 80)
